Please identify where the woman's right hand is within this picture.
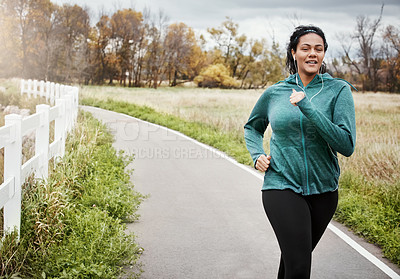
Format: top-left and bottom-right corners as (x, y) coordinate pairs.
(255, 154), (272, 172)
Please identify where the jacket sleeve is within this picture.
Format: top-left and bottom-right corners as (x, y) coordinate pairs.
(297, 83), (356, 157)
(244, 91), (269, 166)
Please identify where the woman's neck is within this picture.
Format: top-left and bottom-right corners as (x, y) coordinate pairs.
(298, 72), (317, 87)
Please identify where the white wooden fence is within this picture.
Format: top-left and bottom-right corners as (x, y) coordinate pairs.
(0, 79), (79, 237)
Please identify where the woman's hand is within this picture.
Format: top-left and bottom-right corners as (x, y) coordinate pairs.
(290, 89), (305, 106)
(255, 154), (272, 172)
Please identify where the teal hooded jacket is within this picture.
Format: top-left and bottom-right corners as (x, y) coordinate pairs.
(244, 73), (356, 195)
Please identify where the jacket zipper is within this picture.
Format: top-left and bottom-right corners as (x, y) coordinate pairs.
(296, 75), (312, 195)
(300, 106), (310, 195)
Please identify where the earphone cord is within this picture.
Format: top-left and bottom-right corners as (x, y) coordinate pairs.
(295, 72), (324, 102)
(294, 69), (337, 159)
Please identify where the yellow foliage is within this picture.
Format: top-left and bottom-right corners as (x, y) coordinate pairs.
(194, 64), (239, 89)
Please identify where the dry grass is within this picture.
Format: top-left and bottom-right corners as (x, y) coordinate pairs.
(0, 79), (48, 181)
(346, 93), (400, 184)
(81, 85), (400, 185)
(81, 86), (265, 137)
(0, 79), (50, 232)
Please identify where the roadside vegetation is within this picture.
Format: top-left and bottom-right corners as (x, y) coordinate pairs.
(81, 85), (400, 267)
(0, 80), (144, 278)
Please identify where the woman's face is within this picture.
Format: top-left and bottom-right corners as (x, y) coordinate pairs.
(292, 33), (325, 77)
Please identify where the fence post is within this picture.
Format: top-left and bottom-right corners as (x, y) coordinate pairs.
(60, 85), (65, 98)
(46, 81), (50, 102)
(33, 80), (38, 98)
(27, 79), (32, 98)
(35, 104), (50, 179)
(64, 95), (72, 133)
(73, 87), (79, 125)
(55, 84), (60, 100)
(50, 82), (55, 105)
(39, 80), (45, 98)
(3, 114), (22, 238)
(20, 79), (25, 95)
(55, 98), (66, 159)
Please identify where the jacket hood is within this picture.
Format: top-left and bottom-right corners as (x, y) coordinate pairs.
(281, 73), (357, 91)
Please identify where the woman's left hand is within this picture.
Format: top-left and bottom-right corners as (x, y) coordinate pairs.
(290, 89), (305, 106)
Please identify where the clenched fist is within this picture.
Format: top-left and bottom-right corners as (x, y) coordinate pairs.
(256, 154), (272, 172)
(290, 89), (305, 106)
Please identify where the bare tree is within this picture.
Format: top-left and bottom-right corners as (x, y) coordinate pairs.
(382, 25), (400, 92)
(339, 4), (384, 91)
(146, 9), (169, 88)
(287, 12), (302, 28)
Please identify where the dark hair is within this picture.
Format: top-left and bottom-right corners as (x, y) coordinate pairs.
(286, 25), (328, 75)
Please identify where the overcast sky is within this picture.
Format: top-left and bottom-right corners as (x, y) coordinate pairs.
(53, 0), (400, 57)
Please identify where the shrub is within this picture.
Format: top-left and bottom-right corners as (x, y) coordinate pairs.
(194, 64), (239, 89)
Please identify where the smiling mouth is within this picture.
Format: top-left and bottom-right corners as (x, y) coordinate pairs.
(306, 61), (318, 64)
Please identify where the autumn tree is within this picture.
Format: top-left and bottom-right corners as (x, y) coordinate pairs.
(207, 17), (250, 79)
(241, 39), (284, 88)
(207, 17), (238, 66)
(88, 14), (112, 84)
(1, 0), (35, 78)
(164, 22), (205, 86)
(110, 8), (143, 86)
(130, 8), (148, 87)
(56, 4), (90, 82)
(239, 38), (262, 88)
(145, 10), (168, 89)
(231, 34), (248, 79)
(31, 0), (59, 81)
(0, 0), (22, 77)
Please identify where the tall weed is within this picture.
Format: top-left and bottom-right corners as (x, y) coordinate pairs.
(1, 111), (144, 278)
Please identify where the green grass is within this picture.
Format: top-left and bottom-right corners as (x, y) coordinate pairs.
(81, 97), (254, 167)
(1, 111), (144, 278)
(336, 171), (400, 265)
(81, 94), (400, 267)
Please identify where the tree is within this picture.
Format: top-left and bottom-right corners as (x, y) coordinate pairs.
(207, 17), (253, 80)
(145, 10), (168, 89)
(1, 0), (33, 78)
(0, 0), (22, 77)
(110, 8), (143, 86)
(340, 5), (384, 91)
(131, 8), (149, 87)
(88, 14), (112, 84)
(31, 0), (59, 81)
(382, 25), (400, 92)
(51, 4), (90, 83)
(207, 17), (238, 66)
(242, 39), (284, 88)
(164, 22), (205, 86)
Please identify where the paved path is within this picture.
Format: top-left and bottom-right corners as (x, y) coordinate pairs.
(82, 106), (400, 279)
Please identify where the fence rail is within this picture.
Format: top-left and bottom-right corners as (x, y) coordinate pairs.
(0, 79), (79, 237)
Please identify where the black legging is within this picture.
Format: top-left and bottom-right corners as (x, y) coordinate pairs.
(262, 189), (338, 279)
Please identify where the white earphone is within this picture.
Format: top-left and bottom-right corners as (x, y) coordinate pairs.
(292, 52), (332, 157)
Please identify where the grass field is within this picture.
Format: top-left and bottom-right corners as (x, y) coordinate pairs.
(80, 84), (400, 266)
(80, 85), (400, 183)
